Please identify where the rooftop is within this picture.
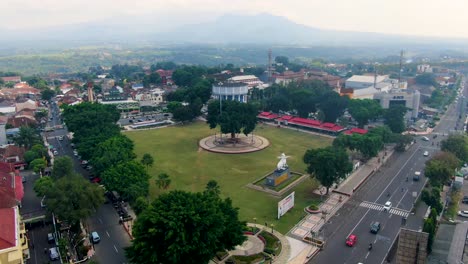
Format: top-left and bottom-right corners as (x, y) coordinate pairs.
(0, 207), (16, 250)
(346, 75), (387, 84)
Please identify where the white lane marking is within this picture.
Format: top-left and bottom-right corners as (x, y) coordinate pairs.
(365, 251), (370, 259)
(106, 231), (110, 237)
(98, 218), (103, 224)
(113, 245), (119, 253)
(347, 146), (421, 237)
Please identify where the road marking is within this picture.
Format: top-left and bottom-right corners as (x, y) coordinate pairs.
(365, 251), (370, 259)
(106, 231), (110, 237)
(98, 218), (103, 224)
(347, 147), (420, 238)
(359, 202), (410, 218)
(113, 245), (119, 253)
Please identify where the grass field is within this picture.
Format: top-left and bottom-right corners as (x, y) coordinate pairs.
(126, 121), (332, 233)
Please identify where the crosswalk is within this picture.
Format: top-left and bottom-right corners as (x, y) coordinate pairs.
(359, 201), (410, 218)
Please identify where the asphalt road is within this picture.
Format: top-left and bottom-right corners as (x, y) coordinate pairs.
(311, 78), (467, 264)
(44, 101), (131, 264)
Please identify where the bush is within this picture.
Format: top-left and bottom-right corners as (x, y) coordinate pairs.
(309, 204), (319, 211)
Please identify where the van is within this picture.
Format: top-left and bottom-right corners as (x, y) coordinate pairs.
(49, 247), (59, 260)
(91, 231), (100, 244)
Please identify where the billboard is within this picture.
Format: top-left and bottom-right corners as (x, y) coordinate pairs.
(278, 191), (295, 219)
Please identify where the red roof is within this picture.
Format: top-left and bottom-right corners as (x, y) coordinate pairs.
(0, 162), (23, 208)
(257, 112), (279, 120)
(278, 115), (293, 121)
(0, 208), (16, 250)
(344, 128), (368, 135)
(290, 117), (321, 127)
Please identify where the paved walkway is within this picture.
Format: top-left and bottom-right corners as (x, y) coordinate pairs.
(285, 146), (397, 263)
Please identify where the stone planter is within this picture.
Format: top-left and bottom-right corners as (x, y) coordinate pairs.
(305, 206), (321, 214)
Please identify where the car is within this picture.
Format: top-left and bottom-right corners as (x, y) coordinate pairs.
(53, 150), (58, 156)
(73, 150), (78, 156)
(433, 134), (438, 139)
(345, 234), (357, 247)
(49, 247), (59, 260)
(137, 119), (143, 122)
(91, 231), (100, 243)
(91, 177), (101, 183)
(47, 233), (55, 244)
(383, 201), (392, 211)
(85, 165), (93, 171)
(81, 160), (88, 166)
(70, 143), (75, 148)
(58, 136), (64, 141)
(462, 196), (468, 204)
(423, 151), (429, 157)
(458, 211), (468, 217)
(41, 196), (46, 208)
(421, 136), (430, 141)
(413, 171), (421, 181)
(370, 222), (381, 234)
(129, 119), (133, 123)
(22, 176), (26, 183)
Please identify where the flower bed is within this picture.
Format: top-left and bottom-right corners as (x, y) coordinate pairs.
(306, 204), (321, 214)
(228, 253), (265, 264)
(259, 231), (281, 256)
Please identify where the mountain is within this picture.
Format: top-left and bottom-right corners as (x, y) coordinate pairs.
(1, 13), (468, 49)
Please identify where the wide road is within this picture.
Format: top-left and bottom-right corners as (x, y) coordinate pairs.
(45, 101), (131, 264)
(311, 77), (466, 264)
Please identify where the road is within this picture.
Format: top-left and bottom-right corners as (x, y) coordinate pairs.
(45, 101), (130, 264)
(311, 77), (466, 264)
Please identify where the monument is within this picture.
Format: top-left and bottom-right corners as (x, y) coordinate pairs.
(266, 153), (291, 187)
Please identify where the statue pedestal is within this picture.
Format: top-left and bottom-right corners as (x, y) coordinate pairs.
(266, 168), (291, 187)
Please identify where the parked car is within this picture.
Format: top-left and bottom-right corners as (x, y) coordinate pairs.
(383, 201), (392, 211)
(73, 150), (78, 156)
(413, 171), (421, 181)
(22, 176), (26, 183)
(49, 247), (59, 260)
(53, 150), (58, 156)
(423, 151), (429, 157)
(346, 234), (357, 247)
(47, 233), (55, 244)
(370, 222), (381, 234)
(58, 136), (64, 141)
(458, 211), (468, 217)
(421, 136), (430, 141)
(91, 231), (100, 244)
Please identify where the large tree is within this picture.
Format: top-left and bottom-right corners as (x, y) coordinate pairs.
(13, 126), (40, 150)
(140, 153), (154, 171)
(52, 156), (74, 179)
(90, 135), (136, 176)
(383, 105), (408, 133)
(318, 91), (349, 123)
(303, 146), (353, 194)
(126, 190), (246, 264)
(441, 135), (468, 163)
(37, 175), (104, 225)
(101, 161), (149, 202)
(425, 151), (460, 186)
(206, 100), (258, 139)
(348, 99), (383, 128)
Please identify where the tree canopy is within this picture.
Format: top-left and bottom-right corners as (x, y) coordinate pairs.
(13, 126), (40, 150)
(90, 135), (136, 176)
(348, 99), (383, 128)
(101, 161), (149, 203)
(383, 105), (408, 133)
(52, 156), (74, 180)
(424, 151), (460, 187)
(441, 135), (468, 163)
(303, 146), (353, 194)
(206, 100), (258, 138)
(126, 190), (246, 264)
(35, 175), (104, 225)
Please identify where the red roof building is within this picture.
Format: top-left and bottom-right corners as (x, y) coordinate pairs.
(344, 127), (368, 135)
(0, 162), (23, 208)
(0, 76), (21, 83)
(0, 208), (16, 249)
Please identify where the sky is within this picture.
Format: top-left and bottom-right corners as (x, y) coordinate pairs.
(1, 0), (467, 38)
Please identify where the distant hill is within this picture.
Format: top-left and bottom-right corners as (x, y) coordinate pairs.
(1, 13), (468, 48)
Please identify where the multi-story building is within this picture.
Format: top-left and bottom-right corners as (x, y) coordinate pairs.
(227, 75), (264, 89)
(373, 89), (420, 118)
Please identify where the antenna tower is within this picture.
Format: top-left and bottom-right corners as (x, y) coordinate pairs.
(399, 50), (405, 84)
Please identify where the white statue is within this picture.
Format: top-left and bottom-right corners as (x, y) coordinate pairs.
(277, 153), (290, 171)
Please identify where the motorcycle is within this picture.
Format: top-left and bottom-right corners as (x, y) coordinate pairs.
(368, 243), (373, 250)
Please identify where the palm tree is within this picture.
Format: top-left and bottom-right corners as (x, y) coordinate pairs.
(205, 180), (220, 196)
(155, 173), (171, 190)
(140, 153), (154, 171)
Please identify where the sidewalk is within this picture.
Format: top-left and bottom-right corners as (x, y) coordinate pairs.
(121, 205), (137, 240)
(285, 146), (396, 263)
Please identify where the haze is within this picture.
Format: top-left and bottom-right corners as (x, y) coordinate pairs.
(1, 0), (467, 39)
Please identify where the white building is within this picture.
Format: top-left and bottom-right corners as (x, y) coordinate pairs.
(346, 75), (407, 99)
(227, 75), (264, 89)
(135, 88), (165, 105)
(373, 89), (420, 118)
(212, 82), (249, 103)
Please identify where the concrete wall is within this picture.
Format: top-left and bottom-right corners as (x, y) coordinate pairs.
(396, 228), (428, 264)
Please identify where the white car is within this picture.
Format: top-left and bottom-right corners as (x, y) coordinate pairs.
(423, 151), (429, 157)
(58, 136), (64, 141)
(73, 150), (78, 156)
(383, 201), (392, 211)
(458, 211), (468, 218)
(53, 150), (58, 155)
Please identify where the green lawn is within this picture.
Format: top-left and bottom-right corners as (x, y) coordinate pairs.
(126, 122), (331, 233)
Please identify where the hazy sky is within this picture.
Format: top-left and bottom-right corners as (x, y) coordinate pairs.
(2, 0), (467, 38)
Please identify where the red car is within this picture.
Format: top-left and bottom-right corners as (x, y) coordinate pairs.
(91, 177), (101, 183)
(346, 234), (357, 247)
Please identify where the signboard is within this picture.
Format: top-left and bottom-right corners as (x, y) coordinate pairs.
(278, 191), (295, 219)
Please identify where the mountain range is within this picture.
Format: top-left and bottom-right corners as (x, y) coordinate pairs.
(2, 13), (468, 49)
